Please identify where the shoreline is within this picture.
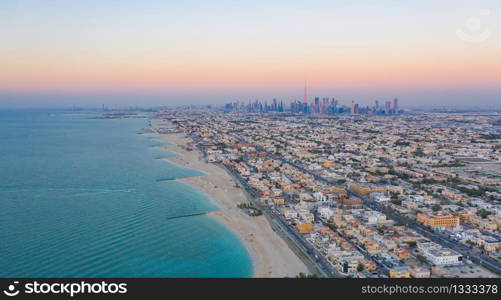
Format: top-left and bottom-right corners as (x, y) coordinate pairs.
(152, 121), (309, 278)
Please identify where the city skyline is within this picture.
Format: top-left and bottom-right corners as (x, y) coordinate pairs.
(222, 96), (402, 115)
(1, 0), (500, 285)
(1, 0), (500, 108)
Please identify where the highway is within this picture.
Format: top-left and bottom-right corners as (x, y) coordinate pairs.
(361, 197), (501, 275)
(221, 162), (342, 278)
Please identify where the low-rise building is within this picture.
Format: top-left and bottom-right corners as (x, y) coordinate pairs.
(410, 266), (431, 278)
(417, 213), (460, 230)
(423, 248), (462, 266)
(389, 266), (411, 278)
(272, 197), (285, 206)
(394, 248), (411, 260)
(296, 223), (313, 234)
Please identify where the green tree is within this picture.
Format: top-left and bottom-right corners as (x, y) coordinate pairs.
(357, 263), (365, 272)
(479, 209), (491, 219)
(432, 204), (442, 212)
(295, 272), (318, 278)
(417, 255), (427, 264)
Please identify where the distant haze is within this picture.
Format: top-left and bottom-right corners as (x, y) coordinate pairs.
(1, 0), (500, 108)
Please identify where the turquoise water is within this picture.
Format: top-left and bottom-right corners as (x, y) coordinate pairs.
(0, 109), (252, 277)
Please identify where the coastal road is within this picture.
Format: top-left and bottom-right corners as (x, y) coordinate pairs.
(183, 132), (341, 277)
(221, 163), (342, 278)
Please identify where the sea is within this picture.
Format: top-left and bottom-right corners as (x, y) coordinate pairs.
(0, 109), (252, 277)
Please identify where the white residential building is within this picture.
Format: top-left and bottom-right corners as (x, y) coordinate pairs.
(423, 248), (462, 265)
(314, 191), (328, 202)
(318, 206), (334, 220)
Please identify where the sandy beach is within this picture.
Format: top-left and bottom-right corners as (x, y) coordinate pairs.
(152, 120), (309, 278)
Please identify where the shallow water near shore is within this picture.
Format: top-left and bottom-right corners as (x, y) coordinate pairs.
(0, 109), (252, 277)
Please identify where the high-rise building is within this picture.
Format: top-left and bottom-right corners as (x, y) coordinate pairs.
(303, 81), (308, 104)
(351, 101), (359, 114)
(385, 101), (392, 112)
(393, 98), (399, 111)
(224, 95), (364, 115)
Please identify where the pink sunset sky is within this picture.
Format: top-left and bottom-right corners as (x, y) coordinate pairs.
(1, 0), (500, 107)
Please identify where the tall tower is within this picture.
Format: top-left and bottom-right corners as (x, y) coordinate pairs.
(303, 80), (307, 104)
(385, 100), (391, 112)
(393, 98), (399, 111)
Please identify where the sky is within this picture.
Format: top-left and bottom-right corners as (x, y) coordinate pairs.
(0, 0), (500, 108)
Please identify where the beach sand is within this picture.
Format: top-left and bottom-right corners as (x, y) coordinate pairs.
(152, 121), (309, 278)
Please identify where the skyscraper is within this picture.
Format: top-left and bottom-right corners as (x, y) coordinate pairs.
(393, 98), (399, 111)
(351, 101), (359, 114)
(303, 81), (308, 104)
(385, 101), (392, 112)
